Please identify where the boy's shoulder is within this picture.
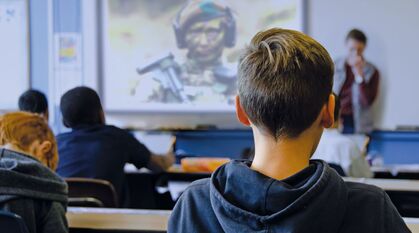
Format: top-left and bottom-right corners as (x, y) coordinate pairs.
(182, 178), (211, 198)
(341, 181), (410, 233)
(177, 178), (212, 208)
(344, 181), (388, 208)
(345, 181), (385, 196)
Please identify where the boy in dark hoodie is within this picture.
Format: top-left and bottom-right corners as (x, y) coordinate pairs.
(168, 28), (410, 233)
(0, 112), (68, 233)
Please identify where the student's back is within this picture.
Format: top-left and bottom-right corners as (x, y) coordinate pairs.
(57, 124), (150, 202)
(56, 87), (174, 206)
(0, 149), (68, 233)
(168, 28), (409, 232)
(0, 112), (68, 233)
(170, 160), (406, 233)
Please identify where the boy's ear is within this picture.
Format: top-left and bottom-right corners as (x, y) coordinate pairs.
(235, 96), (251, 126)
(321, 94), (335, 128)
(39, 141), (52, 155)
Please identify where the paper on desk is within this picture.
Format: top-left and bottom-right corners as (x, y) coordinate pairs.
(133, 132), (174, 154)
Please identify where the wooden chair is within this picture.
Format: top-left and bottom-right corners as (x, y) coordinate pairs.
(66, 178), (118, 208)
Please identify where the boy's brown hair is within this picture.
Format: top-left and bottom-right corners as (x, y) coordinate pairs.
(238, 28), (334, 139)
(0, 112), (58, 170)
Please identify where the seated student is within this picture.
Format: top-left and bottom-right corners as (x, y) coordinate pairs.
(168, 28), (409, 233)
(56, 86), (174, 206)
(0, 112), (68, 233)
(312, 93), (373, 178)
(18, 89), (49, 121)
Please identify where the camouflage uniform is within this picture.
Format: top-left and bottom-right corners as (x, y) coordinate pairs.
(136, 0), (237, 104)
(175, 0), (237, 104)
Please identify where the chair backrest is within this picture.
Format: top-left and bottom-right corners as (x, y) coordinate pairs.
(66, 178), (118, 208)
(0, 210), (29, 233)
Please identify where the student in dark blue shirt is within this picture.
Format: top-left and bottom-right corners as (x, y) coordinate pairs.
(56, 87), (174, 206)
(168, 28), (409, 233)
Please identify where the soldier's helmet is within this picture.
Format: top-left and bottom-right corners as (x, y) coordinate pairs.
(173, 0), (236, 49)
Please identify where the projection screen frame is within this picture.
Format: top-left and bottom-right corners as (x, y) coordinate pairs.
(99, 0), (306, 114)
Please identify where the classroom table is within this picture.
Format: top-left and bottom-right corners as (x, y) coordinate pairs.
(67, 207), (170, 233)
(344, 177), (419, 192)
(405, 218), (419, 233)
(372, 165), (419, 179)
(67, 207), (419, 233)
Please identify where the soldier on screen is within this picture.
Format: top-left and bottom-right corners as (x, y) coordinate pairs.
(137, 0), (237, 104)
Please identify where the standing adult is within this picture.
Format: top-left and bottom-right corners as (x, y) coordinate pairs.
(333, 29), (379, 134)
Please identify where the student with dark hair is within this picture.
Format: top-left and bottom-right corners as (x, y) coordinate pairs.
(168, 28), (408, 233)
(312, 93), (372, 178)
(334, 28), (379, 134)
(18, 89), (49, 121)
(56, 86), (174, 206)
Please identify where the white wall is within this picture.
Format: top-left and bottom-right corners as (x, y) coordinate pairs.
(308, 0), (419, 129)
(86, 0), (419, 130)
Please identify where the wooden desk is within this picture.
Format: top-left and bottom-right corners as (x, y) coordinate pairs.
(344, 178), (419, 192)
(372, 165), (419, 180)
(404, 218), (419, 232)
(372, 165), (419, 174)
(67, 207), (170, 232)
(67, 207), (419, 233)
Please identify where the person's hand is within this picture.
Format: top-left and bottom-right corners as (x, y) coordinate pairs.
(165, 151), (176, 169)
(348, 55), (365, 77)
(164, 136), (177, 168)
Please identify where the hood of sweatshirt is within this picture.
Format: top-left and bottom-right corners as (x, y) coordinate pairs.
(209, 160), (348, 233)
(0, 149), (68, 204)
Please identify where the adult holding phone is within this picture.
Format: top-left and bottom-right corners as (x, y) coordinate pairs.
(333, 29), (380, 134)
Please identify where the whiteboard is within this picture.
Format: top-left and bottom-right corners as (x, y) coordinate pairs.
(0, 0), (29, 110)
(308, 0), (419, 129)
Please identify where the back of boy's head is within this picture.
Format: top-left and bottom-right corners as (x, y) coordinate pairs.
(60, 86), (104, 128)
(238, 28), (334, 139)
(18, 89), (48, 115)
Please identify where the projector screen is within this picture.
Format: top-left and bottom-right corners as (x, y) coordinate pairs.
(102, 0), (304, 112)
